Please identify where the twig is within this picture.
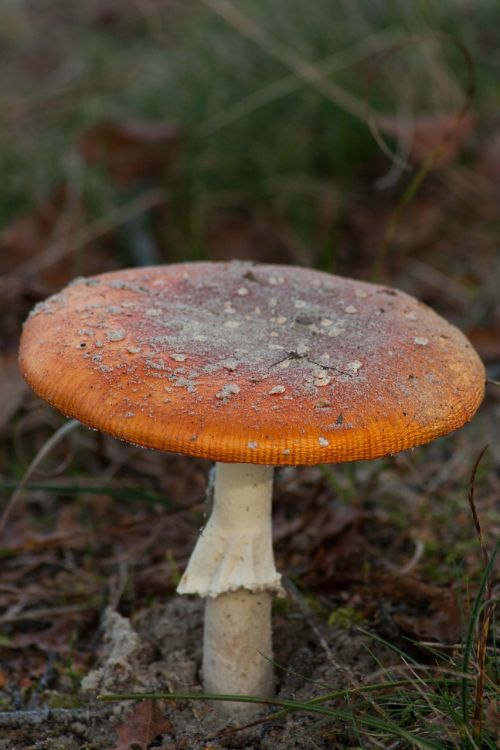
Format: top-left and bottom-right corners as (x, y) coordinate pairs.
(398, 538), (424, 575)
(0, 419), (80, 534)
(466, 445), (494, 740)
(0, 602), (96, 625)
(9, 189), (165, 279)
(0, 705), (116, 728)
(467, 446), (489, 570)
(199, 30), (405, 136)
(368, 33), (475, 279)
(282, 577), (336, 665)
(199, 0), (367, 122)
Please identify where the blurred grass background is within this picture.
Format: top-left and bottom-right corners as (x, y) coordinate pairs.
(1, 0), (499, 280)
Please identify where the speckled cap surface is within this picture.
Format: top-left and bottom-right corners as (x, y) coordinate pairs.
(19, 261), (485, 465)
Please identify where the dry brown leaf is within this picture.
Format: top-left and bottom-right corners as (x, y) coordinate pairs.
(79, 121), (184, 186)
(0, 183), (114, 297)
(303, 507), (365, 583)
(206, 207), (311, 266)
(0, 184), (83, 283)
(8, 618), (85, 654)
(467, 323), (500, 361)
(347, 198), (443, 268)
(111, 700), (172, 750)
(374, 574), (461, 644)
(379, 112), (474, 167)
(476, 132), (500, 185)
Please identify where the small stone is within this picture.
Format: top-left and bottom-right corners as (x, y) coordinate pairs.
(127, 346), (141, 354)
(319, 437), (329, 447)
(248, 441), (258, 449)
(345, 305), (357, 314)
(171, 353), (187, 362)
(294, 300), (307, 309)
(355, 289), (368, 298)
(296, 343), (309, 355)
(282, 448), (291, 456)
(320, 318), (333, 327)
(276, 316), (287, 325)
(237, 287), (249, 296)
(145, 308), (161, 316)
(414, 337), (429, 346)
(224, 320), (240, 329)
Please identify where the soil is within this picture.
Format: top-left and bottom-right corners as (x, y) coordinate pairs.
(1, 594), (400, 750)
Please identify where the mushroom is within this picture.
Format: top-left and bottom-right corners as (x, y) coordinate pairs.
(18, 261), (485, 715)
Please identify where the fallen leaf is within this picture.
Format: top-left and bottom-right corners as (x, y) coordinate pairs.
(302, 506), (366, 583)
(476, 132), (500, 185)
(0, 184), (83, 282)
(206, 206), (311, 266)
(346, 198), (444, 269)
(79, 121), (184, 186)
(372, 574), (461, 644)
(467, 323), (500, 361)
(379, 112), (474, 167)
(0, 183), (114, 298)
(8, 616), (86, 654)
(111, 701), (172, 750)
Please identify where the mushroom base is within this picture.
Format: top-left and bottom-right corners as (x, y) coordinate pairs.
(203, 589), (274, 716)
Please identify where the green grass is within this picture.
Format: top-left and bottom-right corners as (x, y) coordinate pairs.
(1, 0), (500, 267)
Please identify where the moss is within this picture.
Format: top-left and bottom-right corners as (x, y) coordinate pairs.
(328, 606), (365, 629)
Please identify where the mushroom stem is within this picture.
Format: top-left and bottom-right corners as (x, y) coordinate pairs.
(177, 462), (281, 711)
(177, 462), (282, 597)
(204, 589), (274, 713)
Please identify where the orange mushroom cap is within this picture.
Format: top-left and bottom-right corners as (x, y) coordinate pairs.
(19, 261), (485, 465)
